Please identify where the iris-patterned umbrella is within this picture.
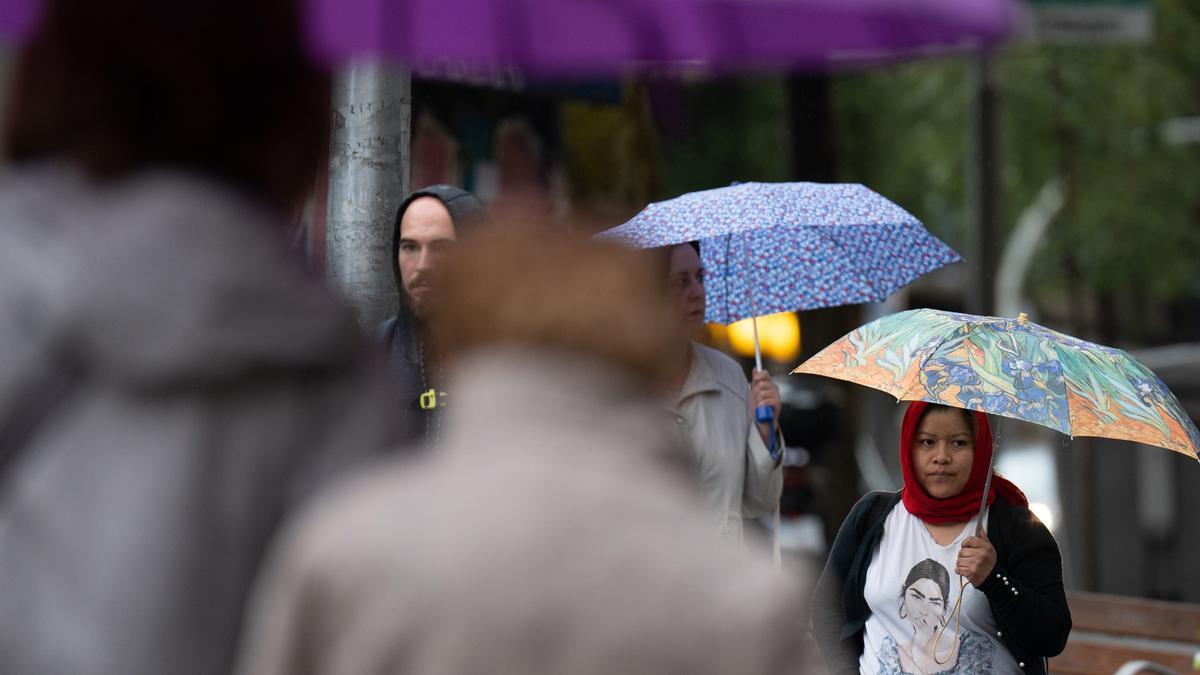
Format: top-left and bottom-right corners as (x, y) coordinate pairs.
(792, 308), (1200, 459)
(596, 182), (962, 325)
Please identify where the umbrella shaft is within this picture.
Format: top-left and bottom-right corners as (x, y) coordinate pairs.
(977, 455), (993, 537)
(753, 316), (763, 372)
(976, 419), (1001, 537)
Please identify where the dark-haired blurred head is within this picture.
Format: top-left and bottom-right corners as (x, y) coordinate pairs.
(4, 0), (328, 210)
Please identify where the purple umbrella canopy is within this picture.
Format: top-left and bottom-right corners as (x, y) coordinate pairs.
(595, 182), (962, 324)
(308, 0), (1018, 74)
(1, 0), (1018, 75)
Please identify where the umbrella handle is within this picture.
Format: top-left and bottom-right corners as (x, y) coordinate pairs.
(756, 404), (778, 460)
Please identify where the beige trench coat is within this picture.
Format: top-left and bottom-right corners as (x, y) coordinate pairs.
(670, 342), (784, 542)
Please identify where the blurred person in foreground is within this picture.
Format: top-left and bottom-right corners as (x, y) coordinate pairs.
(236, 226), (808, 675)
(660, 242), (783, 543)
(811, 403), (1070, 674)
(377, 185), (486, 447)
(0, 2), (396, 674)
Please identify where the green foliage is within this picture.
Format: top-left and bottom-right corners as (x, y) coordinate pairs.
(831, 0), (1200, 318)
(1001, 23), (1200, 302)
(831, 59), (972, 251)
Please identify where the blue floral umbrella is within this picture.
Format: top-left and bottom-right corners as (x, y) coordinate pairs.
(596, 182), (961, 325)
(597, 181), (960, 434)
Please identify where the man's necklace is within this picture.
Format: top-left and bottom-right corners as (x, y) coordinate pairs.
(418, 337), (443, 450)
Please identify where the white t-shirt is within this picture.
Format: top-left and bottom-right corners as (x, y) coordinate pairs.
(859, 502), (1021, 675)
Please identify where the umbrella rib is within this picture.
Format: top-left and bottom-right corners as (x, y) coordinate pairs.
(725, 233), (733, 324)
(1055, 341), (1081, 438)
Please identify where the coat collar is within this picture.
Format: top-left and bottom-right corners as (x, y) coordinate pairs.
(678, 342), (723, 401)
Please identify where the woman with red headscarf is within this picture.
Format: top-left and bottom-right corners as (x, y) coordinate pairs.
(811, 402), (1071, 675)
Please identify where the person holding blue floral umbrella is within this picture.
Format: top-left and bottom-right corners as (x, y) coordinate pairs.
(659, 242), (783, 544)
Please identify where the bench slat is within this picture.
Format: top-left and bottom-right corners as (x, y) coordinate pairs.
(1068, 591), (1200, 644)
(1051, 638), (1196, 674)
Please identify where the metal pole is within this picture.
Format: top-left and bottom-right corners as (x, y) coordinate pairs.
(326, 59), (412, 329)
(970, 51), (998, 317)
(1076, 438), (1098, 590)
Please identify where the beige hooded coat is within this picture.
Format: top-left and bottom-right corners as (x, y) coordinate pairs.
(237, 349), (807, 675)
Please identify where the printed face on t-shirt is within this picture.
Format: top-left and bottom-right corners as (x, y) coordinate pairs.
(900, 577), (946, 637)
(863, 521), (1012, 673)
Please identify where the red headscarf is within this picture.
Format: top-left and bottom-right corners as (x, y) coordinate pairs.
(900, 401), (1028, 524)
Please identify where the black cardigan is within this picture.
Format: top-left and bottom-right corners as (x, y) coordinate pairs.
(810, 491), (1072, 675)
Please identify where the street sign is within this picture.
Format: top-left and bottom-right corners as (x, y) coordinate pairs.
(1025, 0), (1152, 44)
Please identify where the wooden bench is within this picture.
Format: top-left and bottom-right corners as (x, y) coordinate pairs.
(1051, 592), (1200, 674)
